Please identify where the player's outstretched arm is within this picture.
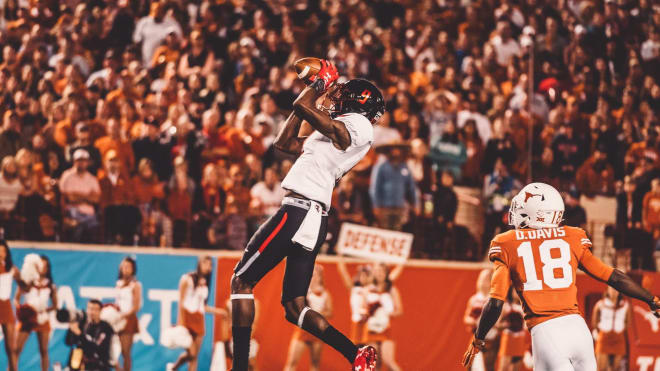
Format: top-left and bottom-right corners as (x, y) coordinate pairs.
(607, 269), (660, 316)
(292, 61), (351, 150)
(580, 248), (660, 316)
(462, 298), (503, 368)
(474, 298), (504, 339)
(273, 111), (311, 155)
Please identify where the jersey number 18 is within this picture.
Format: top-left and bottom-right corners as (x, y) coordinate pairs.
(517, 239), (573, 291)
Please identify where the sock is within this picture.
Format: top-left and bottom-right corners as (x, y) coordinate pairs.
(317, 325), (358, 363)
(231, 326), (252, 371)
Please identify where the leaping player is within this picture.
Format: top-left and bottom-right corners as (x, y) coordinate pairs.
(462, 182), (660, 371)
(230, 59), (384, 371)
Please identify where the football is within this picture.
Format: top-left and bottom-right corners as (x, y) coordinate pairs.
(293, 57), (322, 83)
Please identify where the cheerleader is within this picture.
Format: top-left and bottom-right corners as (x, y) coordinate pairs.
(464, 268), (498, 371)
(0, 241), (19, 371)
(284, 265), (333, 371)
(362, 263), (403, 371)
(496, 289), (527, 371)
(169, 256), (225, 371)
(115, 257), (142, 371)
(592, 286), (630, 371)
(15, 255), (57, 371)
(337, 258), (372, 344)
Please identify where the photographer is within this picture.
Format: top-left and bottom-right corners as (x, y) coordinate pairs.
(64, 299), (114, 371)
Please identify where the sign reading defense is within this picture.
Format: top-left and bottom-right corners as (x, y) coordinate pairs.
(335, 223), (413, 263)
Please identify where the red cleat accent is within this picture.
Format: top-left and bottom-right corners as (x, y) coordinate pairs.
(352, 345), (377, 371)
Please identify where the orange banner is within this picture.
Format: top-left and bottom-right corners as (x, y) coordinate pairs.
(213, 257), (660, 370)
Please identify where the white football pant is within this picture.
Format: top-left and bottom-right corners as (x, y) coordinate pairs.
(531, 314), (597, 371)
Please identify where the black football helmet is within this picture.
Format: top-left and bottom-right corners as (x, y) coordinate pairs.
(328, 78), (385, 124)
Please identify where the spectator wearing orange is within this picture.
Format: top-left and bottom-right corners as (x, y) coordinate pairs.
(627, 127), (660, 170)
(643, 178), (660, 246)
(200, 108), (229, 162)
(95, 117), (135, 176)
(99, 150), (140, 245)
(461, 119), (485, 186)
(576, 146), (615, 197)
(150, 28), (181, 69)
(132, 159), (170, 247)
(223, 164), (251, 218)
(216, 111), (265, 162)
(53, 100), (85, 148)
(167, 157), (195, 247)
(133, 158), (165, 208)
(191, 163), (226, 249)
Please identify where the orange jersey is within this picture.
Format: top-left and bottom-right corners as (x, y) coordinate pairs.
(488, 226), (614, 329)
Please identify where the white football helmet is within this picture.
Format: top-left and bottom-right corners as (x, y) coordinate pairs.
(508, 182), (564, 229)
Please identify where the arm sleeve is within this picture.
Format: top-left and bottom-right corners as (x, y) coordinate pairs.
(575, 229), (614, 281)
(488, 236), (509, 266)
(580, 248), (615, 282)
(489, 261), (511, 301)
(335, 113), (372, 147)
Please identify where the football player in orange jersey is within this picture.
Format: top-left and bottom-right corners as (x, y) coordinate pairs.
(463, 182), (660, 371)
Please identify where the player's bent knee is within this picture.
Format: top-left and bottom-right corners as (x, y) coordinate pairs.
(230, 274), (253, 294)
(282, 298), (306, 324)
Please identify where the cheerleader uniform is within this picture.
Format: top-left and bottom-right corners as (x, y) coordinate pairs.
(498, 303), (527, 359)
(595, 297), (629, 356)
(18, 279), (52, 333)
(362, 289), (394, 343)
(349, 286), (368, 343)
(292, 288), (330, 342)
(0, 263), (15, 325)
(180, 274), (208, 336)
(115, 279), (141, 335)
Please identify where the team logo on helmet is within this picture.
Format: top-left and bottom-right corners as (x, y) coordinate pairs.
(524, 192), (545, 202)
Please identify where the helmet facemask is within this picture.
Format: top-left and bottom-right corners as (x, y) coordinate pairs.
(508, 196), (530, 229)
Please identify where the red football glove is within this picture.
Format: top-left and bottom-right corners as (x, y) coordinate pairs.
(310, 59), (338, 92)
(461, 336), (486, 369)
(651, 296), (660, 318)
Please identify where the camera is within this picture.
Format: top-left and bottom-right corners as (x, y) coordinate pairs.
(56, 308), (87, 323)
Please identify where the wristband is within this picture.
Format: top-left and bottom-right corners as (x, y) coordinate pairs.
(310, 78), (325, 93)
(472, 336), (486, 351)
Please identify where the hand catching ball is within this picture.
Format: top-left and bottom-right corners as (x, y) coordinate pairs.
(294, 57), (322, 84)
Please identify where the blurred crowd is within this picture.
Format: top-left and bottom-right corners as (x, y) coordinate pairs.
(0, 0), (659, 263)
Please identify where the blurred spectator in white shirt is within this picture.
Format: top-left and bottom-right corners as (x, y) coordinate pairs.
(250, 166), (286, 218)
(133, 1), (182, 66)
(491, 21), (521, 67)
